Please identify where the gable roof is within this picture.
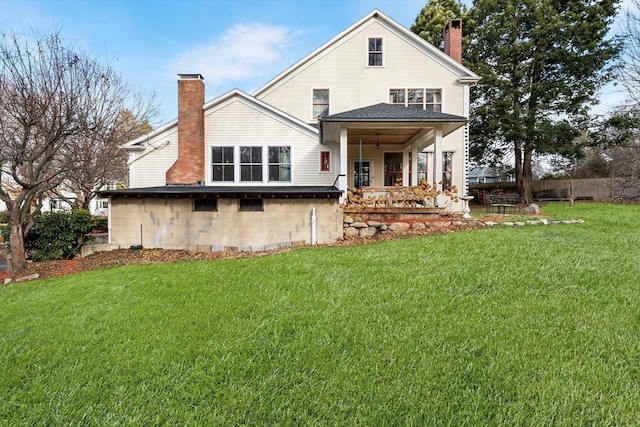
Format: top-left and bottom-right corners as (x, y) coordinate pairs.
(252, 9), (480, 98)
(122, 88), (319, 151)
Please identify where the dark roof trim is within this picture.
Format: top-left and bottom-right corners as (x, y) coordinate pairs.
(320, 103), (468, 123)
(99, 185), (342, 199)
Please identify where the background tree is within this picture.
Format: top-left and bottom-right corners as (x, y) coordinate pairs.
(54, 110), (153, 210)
(411, 0), (467, 48)
(466, 0), (622, 204)
(621, 0), (640, 104)
(0, 29), (157, 272)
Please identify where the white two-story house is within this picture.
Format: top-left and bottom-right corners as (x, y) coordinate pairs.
(99, 10), (479, 251)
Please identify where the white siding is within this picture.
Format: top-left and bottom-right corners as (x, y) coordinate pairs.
(128, 126), (178, 188)
(256, 20), (466, 121)
(203, 98), (334, 187)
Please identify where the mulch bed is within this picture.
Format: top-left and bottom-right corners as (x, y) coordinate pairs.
(1, 217), (498, 283)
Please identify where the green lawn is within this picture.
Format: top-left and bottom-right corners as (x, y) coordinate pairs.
(1, 202), (639, 425)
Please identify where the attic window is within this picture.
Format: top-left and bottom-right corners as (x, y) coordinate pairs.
(368, 37), (383, 66)
(313, 89), (330, 119)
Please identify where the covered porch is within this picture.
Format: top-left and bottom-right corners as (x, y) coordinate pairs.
(319, 103), (469, 207)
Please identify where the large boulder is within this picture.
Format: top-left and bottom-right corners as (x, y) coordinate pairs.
(525, 203), (541, 215)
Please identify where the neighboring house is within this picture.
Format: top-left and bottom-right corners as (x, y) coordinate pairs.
(468, 166), (513, 184)
(99, 10), (480, 251)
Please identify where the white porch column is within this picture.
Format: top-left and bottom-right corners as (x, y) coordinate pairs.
(339, 127), (348, 203)
(411, 142), (419, 186)
(403, 147), (410, 186)
(432, 128), (443, 192)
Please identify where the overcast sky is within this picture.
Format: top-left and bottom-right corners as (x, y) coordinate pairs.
(1, 0), (631, 124)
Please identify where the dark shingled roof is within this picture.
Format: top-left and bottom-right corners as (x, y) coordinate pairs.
(99, 185), (342, 199)
(321, 103), (467, 122)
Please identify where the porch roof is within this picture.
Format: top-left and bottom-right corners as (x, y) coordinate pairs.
(322, 103), (467, 122)
(319, 103), (468, 146)
(99, 185), (342, 199)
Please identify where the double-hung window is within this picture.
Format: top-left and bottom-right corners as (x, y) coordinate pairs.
(407, 89), (424, 109)
(268, 147), (291, 182)
(368, 37), (383, 66)
(212, 146), (291, 183)
(320, 151), (331, 172)
(425, 89), (442, 112)
(212, 146), (234, 182)
(240, 146), (262, 182)
(313, 89), (329, 119)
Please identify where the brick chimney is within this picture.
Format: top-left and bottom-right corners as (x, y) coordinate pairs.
(166, 73), (205, 185)
(443, 19), (462, 63)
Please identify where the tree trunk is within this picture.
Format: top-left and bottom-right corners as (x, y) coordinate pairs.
(515, 139), (523, 196)
(522, 144), (534, 205)
(8, 206), (27, 273)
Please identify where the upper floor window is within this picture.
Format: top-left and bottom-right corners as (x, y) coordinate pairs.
(320, 151), (331, 172)
(212, 146), (234, 182)
(425, 89), (442, 112)
(313, 89), (329, 119)
(368, 37), (383, 66)
(240, 146), (262, 182)
(268, 147), (291, 182)
(389, 88), (442, 112)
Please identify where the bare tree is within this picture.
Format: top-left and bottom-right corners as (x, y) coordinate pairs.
(622, 0), (640, 104)
(54, 110), (153, 210)
(0, 29), (157, 272)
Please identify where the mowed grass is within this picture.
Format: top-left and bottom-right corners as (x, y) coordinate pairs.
(1, 202), (639, 425)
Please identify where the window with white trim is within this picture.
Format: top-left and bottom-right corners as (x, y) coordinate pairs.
(240, 146), (262, 182)
(368, 37), (383, 66)
(50, 199), (64, 211)
(96, 200), (109, 210)
(389, 88), (442, 112)
(268, 146), (291, 182)
(211, 146), (292, 184)
(320, 151), (331, 172)
(212, 146), (234, 182)
(313, 89), (329, 119)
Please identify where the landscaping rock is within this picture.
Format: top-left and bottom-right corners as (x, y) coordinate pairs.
(351, 222), (368, 229)
(431, 221), (451, 228)
(343, 215), (354, 224)
(367, 221), (384, 228)
(344, 227), (359, 238)
(525, 203), (541, 215)
(411, 222), (426, 230)
(388, 222), (410, 232)
(360, 227), (377, 238)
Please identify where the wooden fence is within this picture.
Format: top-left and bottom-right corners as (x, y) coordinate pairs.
(470, 178), (639, 202)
